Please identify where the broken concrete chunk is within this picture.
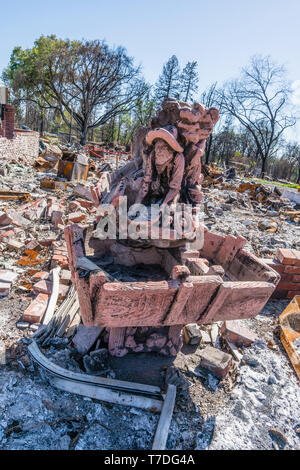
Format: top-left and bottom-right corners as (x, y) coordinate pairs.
(25, 239), (42, 251)
(6, 239), (24, 251)
(72, 325), (104, 355)
(0, 210), (31, 228)
(198, 345), (232, 378)
(220, 320), (258, 347)
(200, 329), (212, 344)
(0, 269), (18, 284)
(183, 324), (202, 345)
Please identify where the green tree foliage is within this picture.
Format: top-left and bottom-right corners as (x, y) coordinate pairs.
(3, 36), (147, 145)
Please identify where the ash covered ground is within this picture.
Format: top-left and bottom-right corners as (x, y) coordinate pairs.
(0, 162), (299, 450)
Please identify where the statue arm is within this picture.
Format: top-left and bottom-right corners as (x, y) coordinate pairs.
(162, 153), (185, 205)
(135, 150), (154, 204)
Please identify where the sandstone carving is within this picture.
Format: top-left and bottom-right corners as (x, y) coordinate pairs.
(65, 99), (279, 358)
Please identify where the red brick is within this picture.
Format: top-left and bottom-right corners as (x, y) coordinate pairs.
(0, 229), (15, 240)
(276, 248), (300, 266)
(221, 320), (258, 347)
(281, 273), (300, 282)
(25, 239), (41, 251)
(33, 280), (69, 298)
(284, 265), (300, 274)
(0, 211), (30, 228)
(208, 265), (225, 277)
(32, 271), (49, 282)
(39, 238), (56, 247)
(69, 201), (81, 212)
(277, 281), (300, 291)
(77, 199), (94, 209)
(292, 250), (300, 267)
(68, 212), (86, 224)
(186, 258), (209, 275)
(23, 293), (49, 323)
(199, 346), (232, 378)
(51, 254), (69, 269)
(52, 210), (64, 227)
(287, 291), (300, 299)
(261, 258), (285, 274)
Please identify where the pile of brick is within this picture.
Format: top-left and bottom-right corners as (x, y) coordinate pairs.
(0, 104), (15, 139)
(0, 188), (97, 329)
(264, 248), (300, 299)
(0, 130), (39, 165)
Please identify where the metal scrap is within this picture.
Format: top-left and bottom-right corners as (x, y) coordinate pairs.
(279, 295), (300, 382)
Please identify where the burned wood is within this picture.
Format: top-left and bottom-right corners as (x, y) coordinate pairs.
(152, 384), (176, 450)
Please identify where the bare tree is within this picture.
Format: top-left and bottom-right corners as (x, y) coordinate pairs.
(4, 37), (148, 145)
(200, 82), (220, 163)
(180, 61), (199, 102)
(218, 56), (296, 176)
(47, 40), (149, 145)
(284, 142), (300, 183)
(154, 55), (181, 104)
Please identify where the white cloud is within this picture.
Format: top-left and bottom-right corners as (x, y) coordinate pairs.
(291, 80), (300, 106)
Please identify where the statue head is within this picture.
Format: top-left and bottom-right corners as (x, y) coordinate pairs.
(146, 126), (183, 173)
(198, 107), (220, 140)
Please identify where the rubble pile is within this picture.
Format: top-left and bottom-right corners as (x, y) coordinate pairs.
(264, 248), (300, 299)
(202, 182), (300, 258)
(0, 110), (299, 450)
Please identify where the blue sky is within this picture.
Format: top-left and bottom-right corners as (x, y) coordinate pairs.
(0, 0), (299, 135)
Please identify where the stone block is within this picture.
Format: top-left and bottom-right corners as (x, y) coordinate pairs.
(183, 324), (202, 345)
(32, 271), (50, 282)
(6, 239), (24, 251)
(199, 345), (232, 378)
(276, 248), (300, 266)
(220, 320), (258, 347)
(186, 258), (209, 275)
(68, 211), (86, 224)
(32, 280), (69, 298)
(0, 269), (18, 284)
(72, 324), (104, 355)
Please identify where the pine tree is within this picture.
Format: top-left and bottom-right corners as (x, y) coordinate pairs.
(180, 61), (199, 103)
(154, 55), (181, 104)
